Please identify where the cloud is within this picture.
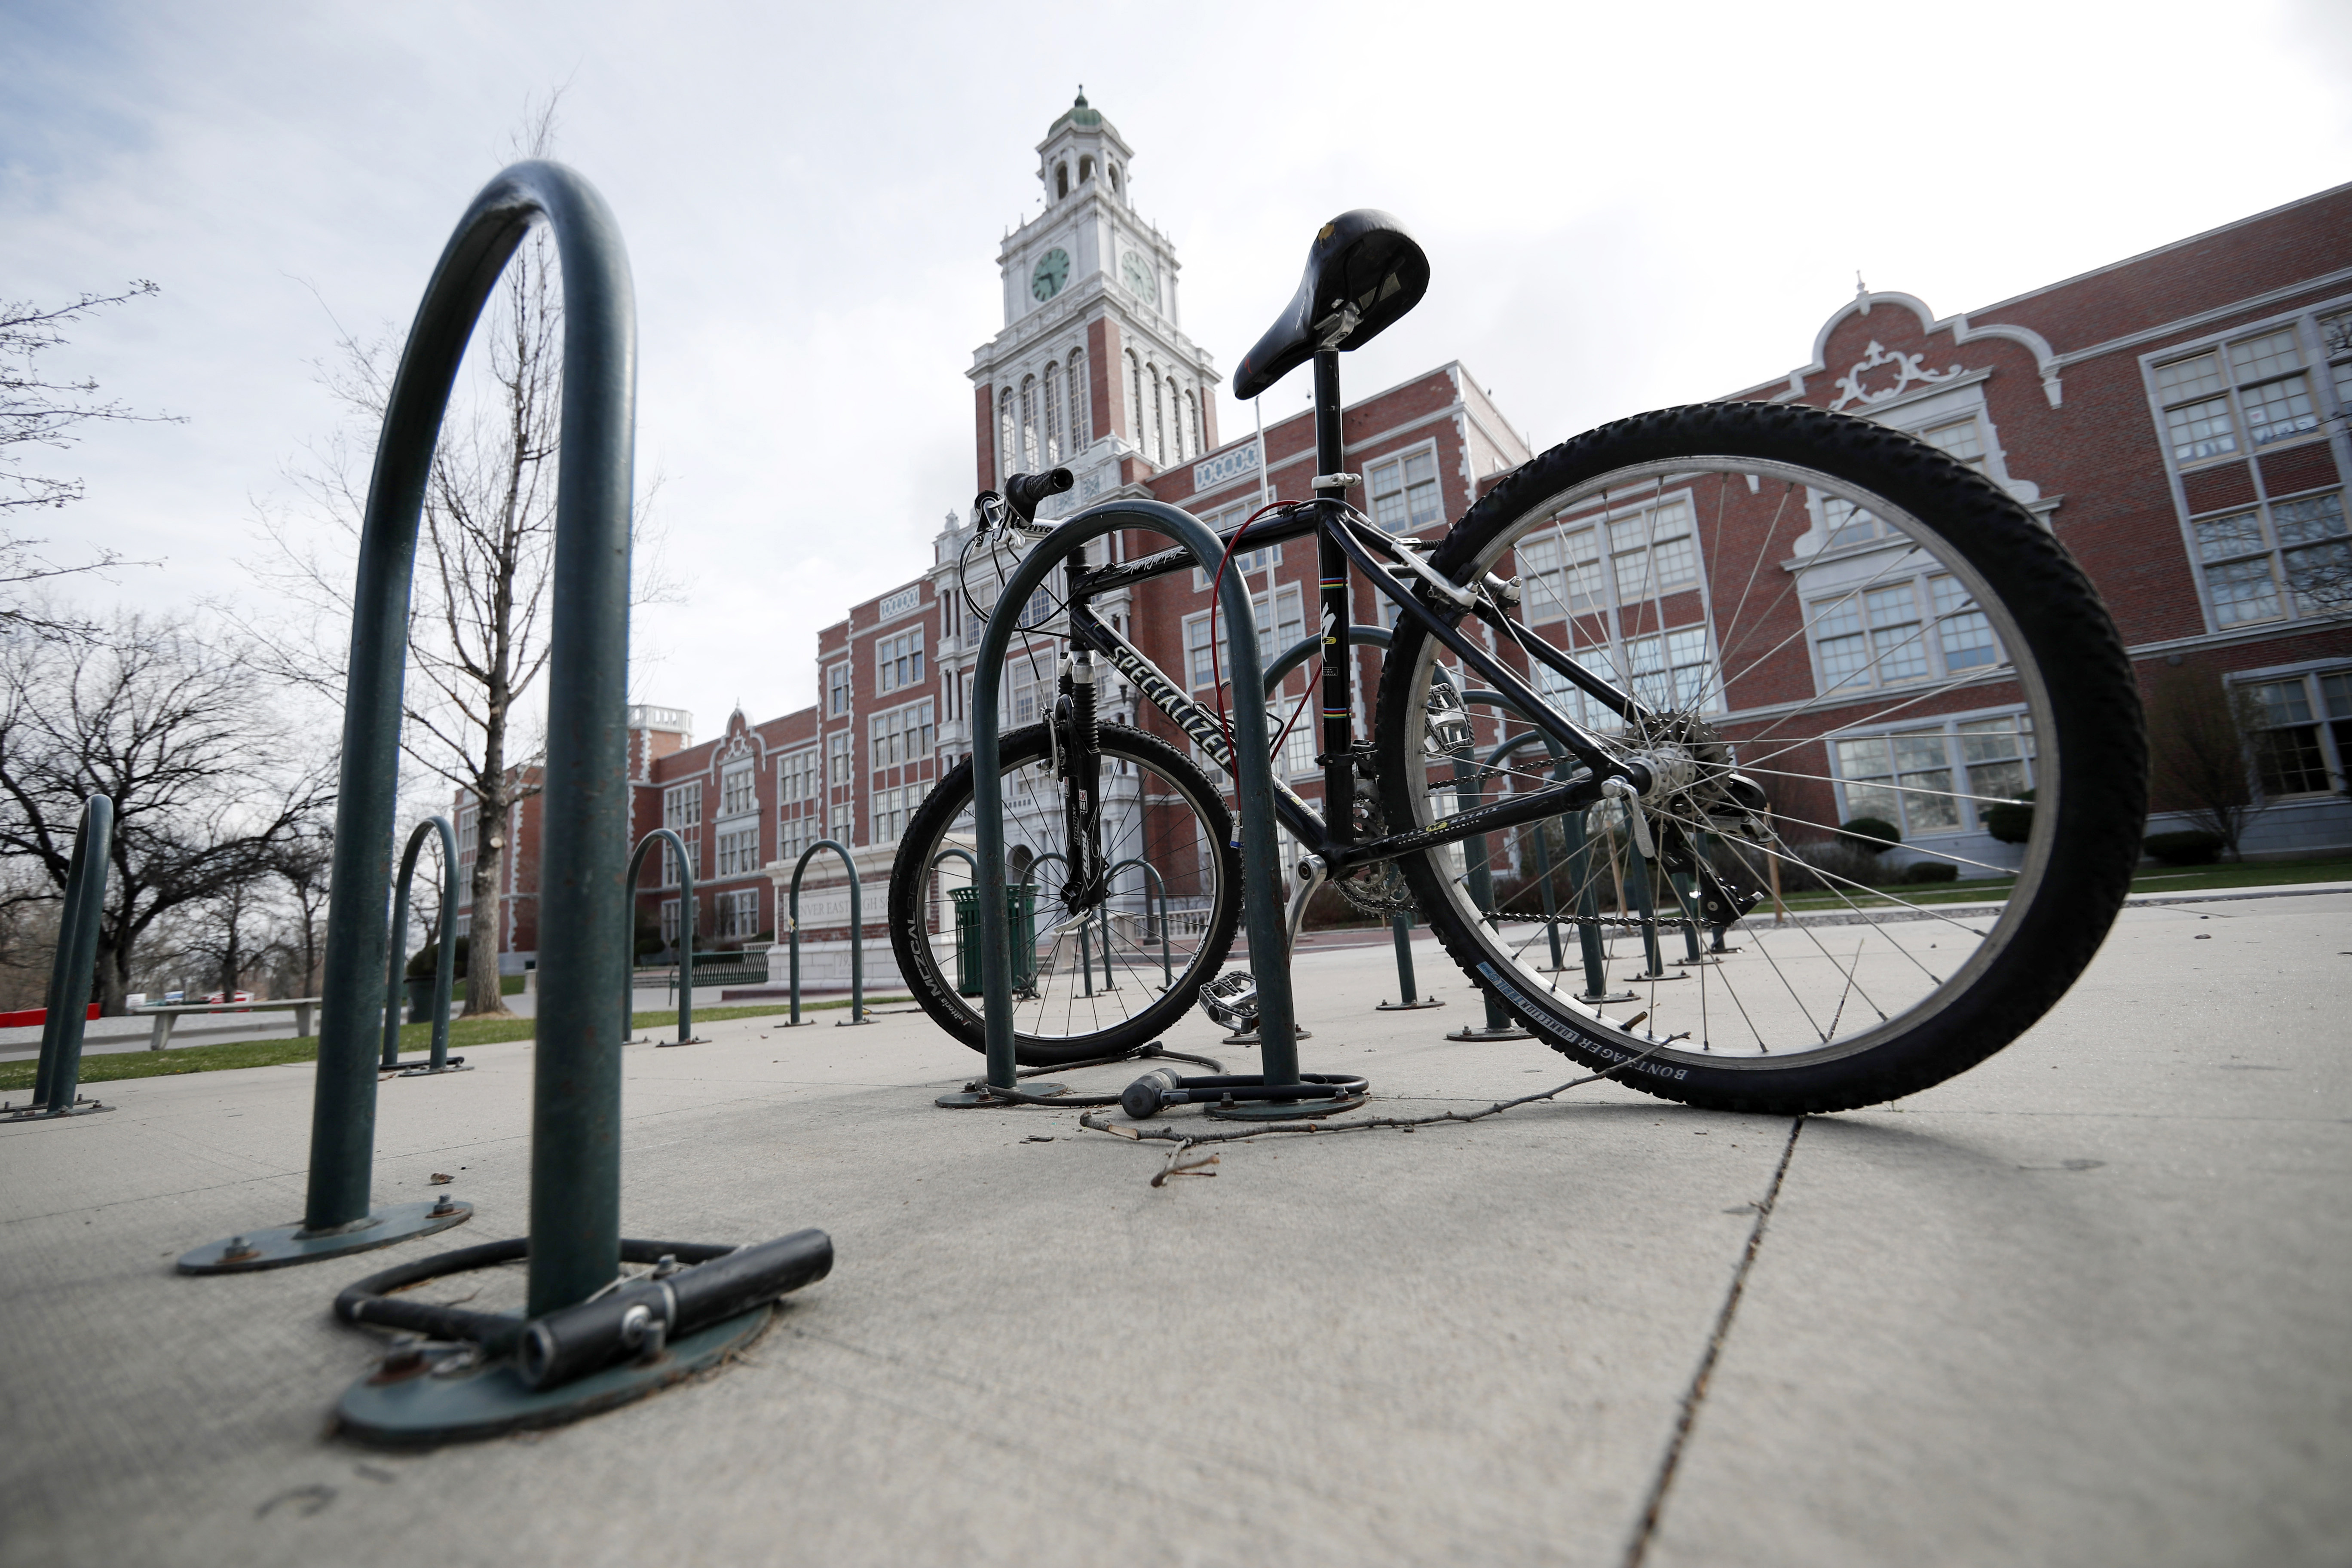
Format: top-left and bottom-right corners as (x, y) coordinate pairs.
(6, 0), (2345, 733)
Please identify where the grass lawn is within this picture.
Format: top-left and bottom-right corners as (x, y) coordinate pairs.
(1769, 854), (2352, 913)
(0, 996), (910, 1095)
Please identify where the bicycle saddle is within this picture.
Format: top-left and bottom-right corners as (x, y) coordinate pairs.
(1232, 209), (1429, 400)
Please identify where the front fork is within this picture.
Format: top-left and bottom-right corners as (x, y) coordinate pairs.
(1052, 647), (1106, 914)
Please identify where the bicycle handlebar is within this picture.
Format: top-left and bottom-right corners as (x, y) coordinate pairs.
(1002, 468), (1074, 523)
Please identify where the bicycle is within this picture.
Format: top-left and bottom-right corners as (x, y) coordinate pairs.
(890, 209), (2147, 1115)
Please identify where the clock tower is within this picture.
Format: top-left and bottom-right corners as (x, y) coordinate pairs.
(969, 91), (1221, 512)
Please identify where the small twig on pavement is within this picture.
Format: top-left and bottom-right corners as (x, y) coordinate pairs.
(1081, 1038), (1685, 1185)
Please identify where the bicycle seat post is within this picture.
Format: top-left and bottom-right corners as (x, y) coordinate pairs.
(1311, 349), (1356, 848)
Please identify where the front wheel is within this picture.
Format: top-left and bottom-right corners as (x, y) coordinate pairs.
(1373, 401), (2147, 1115)
(888, 722), (1242, 1066)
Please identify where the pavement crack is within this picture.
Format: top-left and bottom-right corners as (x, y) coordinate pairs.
(1622, 1113), (1804, 1568)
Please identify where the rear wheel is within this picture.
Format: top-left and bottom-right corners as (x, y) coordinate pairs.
(888, 722), (1242, 1066)
(1373, 401), (2146, 1114)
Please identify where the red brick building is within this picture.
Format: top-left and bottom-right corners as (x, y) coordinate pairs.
(468, 98), (2349, 981)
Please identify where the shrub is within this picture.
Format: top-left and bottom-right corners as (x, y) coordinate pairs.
(1777, 839), (1887, 894)
(1902, 861), (1960, 884)
(2144, 829), (2224, 866)
(406, 936), (469, 979)
(1837, 816), (1902, 852)
(1982, 787), (2034, 845)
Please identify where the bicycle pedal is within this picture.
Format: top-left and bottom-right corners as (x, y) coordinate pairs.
(1197, 969), (1259, 1033)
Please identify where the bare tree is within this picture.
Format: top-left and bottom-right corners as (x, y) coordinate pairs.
(270, 821), (334, 997)
(243, 96), (668, 1018)
(0, 610), (332, 1012)
(0, 284), (176, 636)
(2145, 662), (2264, 857)
(196, 874), (269, 1000)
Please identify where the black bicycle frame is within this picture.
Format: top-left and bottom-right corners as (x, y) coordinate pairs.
(1044, 364), (1664, 884)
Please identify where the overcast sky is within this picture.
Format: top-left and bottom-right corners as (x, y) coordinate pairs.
(8, 0), (2349, 735)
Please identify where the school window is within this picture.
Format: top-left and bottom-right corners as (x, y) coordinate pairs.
(1184, 585), (1304, 689)
(868, 700), (937, 770)
(659, 899), (683, 945)
(877, 630), (925, 694)
(1367, 446), (1445, 535)
(779, 747), (818, 804)
(1810, 584), (1928, 692)
(715, 888), (760, 940)
(1922, 416), (1987, 468)
(661, 782), (701, 885)
(1514, 525), (1606, 621)
(1008, 657), (1045, 725)
(1931, 574), (2003, 671)
(1624, 625), (1721, 712)
(716, 825), (762, 877)
(826, 662), (851, 716)
(2154, 318), (2332, 467)
(1606, 498), (1699, 605)
(2323, 310), (2352, 415)
(827, 731), (853, 786)
(1532, 644), (1625, 733)
(719, 760), (756, 819)
(1263, 701), (1319, 779)
(1820, 496), (1886, 548)
(2246, 670), (2352, 798)
(2191, 490), (2346, 628)
(870, 785), (913, 844)
(1833, 714), (2034, 839)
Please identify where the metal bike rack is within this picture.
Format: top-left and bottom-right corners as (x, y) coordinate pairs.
(785, 839), (867, 1027)
(7, 795), (115, 1122)
(1479, 729), (1639, 1006)
(381, 816), (469, 1075)
(176, 162), (827, 1444)
(941, 497), (1360, 1118)
(1441, 725), (1533, 1044)
(1268, 623), (1439, 1016)
(1375, 912), (1444, 1012)
(625, 827), (702, 1045)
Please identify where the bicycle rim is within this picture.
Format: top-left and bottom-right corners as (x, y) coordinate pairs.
(1375, 403), (2145, 1112)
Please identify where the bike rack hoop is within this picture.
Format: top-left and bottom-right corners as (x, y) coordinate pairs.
(958, 498), (1354, 1113)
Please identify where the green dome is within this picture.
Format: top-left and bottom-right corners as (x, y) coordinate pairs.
(1050, 89), (1102, 133)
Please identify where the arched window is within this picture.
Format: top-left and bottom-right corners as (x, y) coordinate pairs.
(1043, 362), (1063, 464)
(1185, 389), (1202, 461)
(1150, 368), (1167, 466)
(1079, 155), (1094, 184)
(998, 389), (1015, 484)
(1019, 374), (1039, 471)
(1167, 376), (1188, 460)
(1068, 348), (1088, 448)
(1126, 351), (1143, 452)
(1108, 164), (1121, 195)
(1055, 163), (1069, 199)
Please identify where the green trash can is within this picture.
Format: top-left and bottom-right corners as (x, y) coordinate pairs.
(951, 882), (1039, 996)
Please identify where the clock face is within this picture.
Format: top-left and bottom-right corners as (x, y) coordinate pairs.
(1031, 248), (1070, 302)
(1121, 249), (1156, 304)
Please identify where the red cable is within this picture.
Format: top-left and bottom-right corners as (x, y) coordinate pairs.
(1205, 501), (1298, 770)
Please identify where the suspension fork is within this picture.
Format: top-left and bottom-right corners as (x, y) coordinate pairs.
(1056, 557), (1107, 913)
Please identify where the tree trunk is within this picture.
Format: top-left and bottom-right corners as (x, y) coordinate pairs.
(464, 804), (511, 1017)
(96, 939), (129, 1016)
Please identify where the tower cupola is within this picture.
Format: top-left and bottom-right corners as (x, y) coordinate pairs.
(1037, 88), (1133, 208)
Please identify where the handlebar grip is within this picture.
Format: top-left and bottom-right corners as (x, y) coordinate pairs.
(1002, 468), (1074, 522)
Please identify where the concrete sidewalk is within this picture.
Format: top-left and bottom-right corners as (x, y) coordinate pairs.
(0, 893), (2343, 1566)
